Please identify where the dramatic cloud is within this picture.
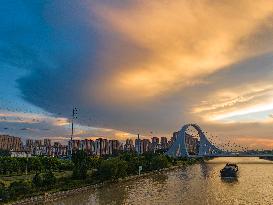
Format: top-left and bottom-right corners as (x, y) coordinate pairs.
(1, 0), (273, 148)
(88, 0), (273, 102)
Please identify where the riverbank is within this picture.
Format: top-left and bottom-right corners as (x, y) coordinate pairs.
(4, 158), (204, 205)
(45, 157), (273, 205)
(260, 156), (273, 161)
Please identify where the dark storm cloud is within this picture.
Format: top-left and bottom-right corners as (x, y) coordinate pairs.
(1, 0), (273, 146)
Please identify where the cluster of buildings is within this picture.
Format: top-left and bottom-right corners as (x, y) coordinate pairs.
(0, 135), (22, 151)
(0, 135), (68, 157)
(134, 136), (169, 154)
(69, 138), (123, 156)
(0, 131), (201, 157)
(25, 139), (68, 157)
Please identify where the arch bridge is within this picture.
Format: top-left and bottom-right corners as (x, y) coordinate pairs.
(165, 123), (273, 158)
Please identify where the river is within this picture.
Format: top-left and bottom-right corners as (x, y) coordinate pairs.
(47, 157), (273, 205)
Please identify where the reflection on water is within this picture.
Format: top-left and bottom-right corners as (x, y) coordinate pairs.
(199, 162), (211, 179)
(221, 177), (238, 184)
(47, 158), (273, 205)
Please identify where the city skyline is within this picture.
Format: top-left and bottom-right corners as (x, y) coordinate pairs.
(1, 1), (273, 149)
(0, 133), (173, 158)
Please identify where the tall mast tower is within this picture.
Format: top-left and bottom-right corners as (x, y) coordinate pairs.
(69, 107), (78, 156)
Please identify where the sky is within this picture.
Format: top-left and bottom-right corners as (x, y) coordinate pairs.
(0, 0), (273, 149)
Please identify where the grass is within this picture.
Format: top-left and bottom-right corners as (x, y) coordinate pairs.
(0, 171), (73, 186)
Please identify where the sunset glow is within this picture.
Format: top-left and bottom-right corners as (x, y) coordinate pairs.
(1, 0), (273, 148)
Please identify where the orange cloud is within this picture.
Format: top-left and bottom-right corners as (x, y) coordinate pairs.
(89, 0), (273, 102)
(236, 136), (273, 149)
(193, 83), (273, 121)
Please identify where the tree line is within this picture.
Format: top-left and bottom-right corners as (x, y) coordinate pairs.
(0, 157), (73, 175)
(0, 151), (199, 203)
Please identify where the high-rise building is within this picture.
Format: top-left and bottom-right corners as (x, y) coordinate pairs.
(25, 138), (34, 154)
(151, 137), (160, 151)
(26, 139), (34, 148)
(101, 138), (108, 155)
(142, 139), (151, 153)
(152, 137), (160, 144)
(79, 139), (95, 154)
(171, 132), (179, 143)
(93, 138), (109, 156)
(108, 140), (121, 155)
(135, 139), (142, 154)
(34, 139), (42, 147)
(44, 139), (52, 147)
(52, 142), (68, 157)
(160, 137), (168, 149)
(0, 135), (22, 151)
(124, 139), (134, 151)
(70, 140), (80, 150)
(94, 138), (101, 156)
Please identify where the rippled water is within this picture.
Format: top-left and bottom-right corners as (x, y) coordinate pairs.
(48, 157), (273, 205)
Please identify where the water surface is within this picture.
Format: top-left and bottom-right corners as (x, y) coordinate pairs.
(48, 157), (273, 205)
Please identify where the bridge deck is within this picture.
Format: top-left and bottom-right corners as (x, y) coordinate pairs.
(190, 154), (273, 158)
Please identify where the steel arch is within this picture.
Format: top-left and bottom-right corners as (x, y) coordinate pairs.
(166, 124), (221, 157)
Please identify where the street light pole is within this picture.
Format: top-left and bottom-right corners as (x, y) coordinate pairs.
(69, 107), (78, 157)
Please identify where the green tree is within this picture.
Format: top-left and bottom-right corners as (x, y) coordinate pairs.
(0, 181), (9, 202)
(8, 181), (32, 199)
(42, 171), (56, 188)
(0, 157), (11, 174)
(72, 150), (88, 179)
(0, 149), (10, 157)
(97, 158), (128, 181)
(41, 157), (58, 171)
(58, 159), (74, 171)
(150, 155), (170, 170)
(32, 173), (43, 188)
(6, 157), (14, 174)
(11, 158), (20, 174)
(88, 156), (102, 170)
(17, 158), (28, 174)
(31, 157), (43, 173)
(119, 153), (139, 175)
